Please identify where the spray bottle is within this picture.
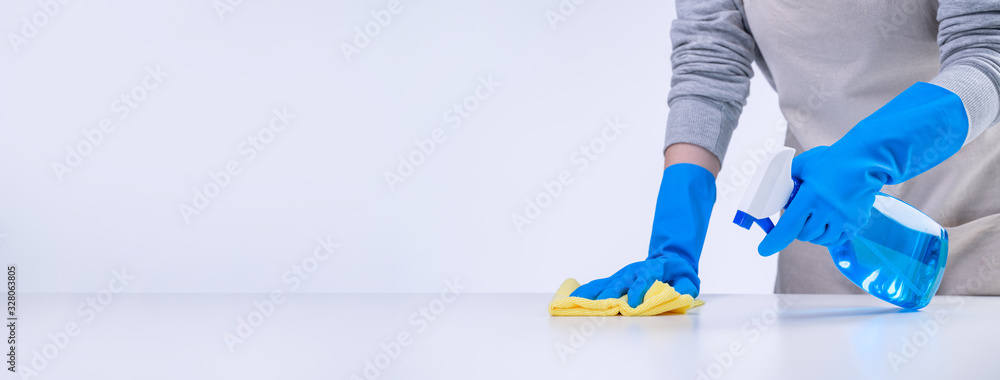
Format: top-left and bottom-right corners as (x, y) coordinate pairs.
(733, 147), (948, 310)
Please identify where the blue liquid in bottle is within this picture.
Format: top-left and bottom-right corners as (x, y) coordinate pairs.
(828, 193), (948, 310)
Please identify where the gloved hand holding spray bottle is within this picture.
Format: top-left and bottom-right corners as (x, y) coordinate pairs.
(734, 82), (969, 310)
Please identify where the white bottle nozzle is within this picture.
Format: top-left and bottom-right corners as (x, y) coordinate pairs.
(733, 147), (797, 233)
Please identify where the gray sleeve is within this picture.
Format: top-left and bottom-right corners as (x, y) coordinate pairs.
(928, 0), (1000, 145)
(664, 0), (756, 163)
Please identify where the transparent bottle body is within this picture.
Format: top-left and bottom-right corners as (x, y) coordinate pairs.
(828, 193), (948, 310)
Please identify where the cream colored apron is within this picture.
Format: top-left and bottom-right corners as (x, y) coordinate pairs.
(743, 0), (1000, 295)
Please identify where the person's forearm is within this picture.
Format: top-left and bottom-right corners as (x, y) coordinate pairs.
(664, 143), (721, 177)
(931, 0), (1000, 145)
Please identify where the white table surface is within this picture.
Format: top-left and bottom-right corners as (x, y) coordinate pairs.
(14, 293), (1000, 379)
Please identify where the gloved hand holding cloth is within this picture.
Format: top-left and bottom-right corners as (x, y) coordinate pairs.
(557, 163), (715, 313)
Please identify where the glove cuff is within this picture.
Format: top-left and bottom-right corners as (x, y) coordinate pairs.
(831, 82), (969, 186)
(646, 163), (716, 271)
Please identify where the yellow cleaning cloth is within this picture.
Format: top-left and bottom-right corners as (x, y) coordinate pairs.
(548, 278), (704, 316)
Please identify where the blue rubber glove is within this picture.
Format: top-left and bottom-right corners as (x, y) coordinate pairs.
(570, 163), (715, 307)
(758, 82), (969, 256)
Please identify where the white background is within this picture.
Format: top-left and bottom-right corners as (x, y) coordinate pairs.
(0, 0), (784, 294)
